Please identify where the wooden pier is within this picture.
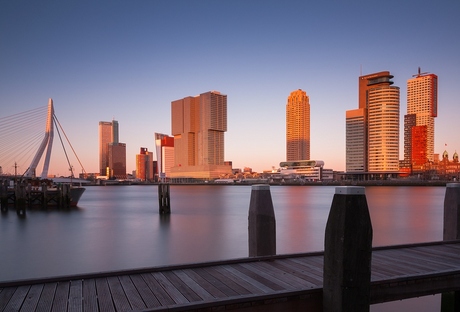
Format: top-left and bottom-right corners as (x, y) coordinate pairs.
(1, 240), (460, 311)
(0, 180), (73, 212)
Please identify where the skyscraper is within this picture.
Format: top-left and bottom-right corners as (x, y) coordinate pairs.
(405, 69), (438, 166)
(99, 119), (126, 178)
(286, 89), (310, 161)
(136, 147), (153, 181)
(346, 71), (400, 175)
(154, 133), (174, 180)
(170, 91), (231, 179)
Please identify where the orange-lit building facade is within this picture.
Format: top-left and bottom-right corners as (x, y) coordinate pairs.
(99, 119), (126, 178)
(346, 71), (400, 175)
(411, 126), (427, 171)
(154, 133), (174, 180)
(286, 89), (310, 162)
(136, 147), (153, 181)
(170, 91), (231, 179)
(406, 70), (438, 162)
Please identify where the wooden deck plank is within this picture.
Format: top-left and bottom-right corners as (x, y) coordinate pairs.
(203, 266), (253, 295)
(181, 268), (227, 299)
(129, 274), (161, 309)
(0, 287), (17, 311)
(35, 283), (57, 312)
(220, 265), (274, 294)
(268, 259), (322, 288)
(107, 276), (131, 311)
(239, 262), (299, 291)
(51, 281), (69, 312)
(162, 271), (203, 302)
(68, 279), (82, 312)
(373, 251), (436, 274)
(231, 263), (286, 291)
(212, 265), (267, 295)
(384, 248), (456, 271)
(95, 278), (116, 312)
(172, 270), (215, 301)
(2, 285), (29, 311)
(151, 272), (189, 305)
(141, 273), (175, 306)
(282, 258), (326, 284)
(19, 284), (44, 312)
(118, 275), (146, 310)
(82, 279), (98, 312)
(193, 267), (240, 297)
(247, 261), (312, 289)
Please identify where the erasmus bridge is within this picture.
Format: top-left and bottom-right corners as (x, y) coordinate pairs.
(0, 98), (86, 179)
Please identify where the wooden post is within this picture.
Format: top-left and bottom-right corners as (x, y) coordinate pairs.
(442, 183), (460, 311)
(323, 186), (372, 312)
(443, 183), (460, 240)
(42, 183), (48, 209)
(15, 182), (27, 217)
(158, 183), (171, 214)
(1, 180), (8, 212)
(27, 183), (32, 207)
(248, 184), (276, 257)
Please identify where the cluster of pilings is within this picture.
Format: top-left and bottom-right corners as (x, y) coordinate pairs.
(247, 183), (460, 312)
(0, 180), (72, 216)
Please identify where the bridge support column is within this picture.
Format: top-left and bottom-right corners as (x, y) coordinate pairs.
(158, 183), (171, 214)
(323, 186), (372, 312)
(248, 184), (276, 257)
(442, 183), (460, 312)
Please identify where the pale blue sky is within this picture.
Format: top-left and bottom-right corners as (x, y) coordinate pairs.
(1, 1), (459, 175)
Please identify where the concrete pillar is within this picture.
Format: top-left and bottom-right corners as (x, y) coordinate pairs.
(323, 186), (372, 312)
(158, 183), (171, 214)
(248, 184), (276, 257)
(443, 183), (460, 240)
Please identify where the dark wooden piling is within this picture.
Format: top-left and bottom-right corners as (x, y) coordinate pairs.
(15, 182), (26, 217)
(42, 183), (48, 209)
(323, 186), (372, 312)
(442, 183), (460, 311)
(248, 184), (276, 257)
(158, 183), (171, 214)
(443, 183), (460, 240)
(1, 180), (8, 212)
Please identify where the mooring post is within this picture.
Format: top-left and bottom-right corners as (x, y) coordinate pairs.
(323, 186), (373, 312)
(42, 182), (48, 209)
(443, 183), (460, 240)
(158, 183), (171, 214)
(15, 181), (27, 217)
(248, 184), (276, 257)
(1, 180), (8, 212)
(442, 183), (460, 311)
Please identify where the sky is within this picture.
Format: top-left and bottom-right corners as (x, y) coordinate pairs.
(1, 1), (459, 176)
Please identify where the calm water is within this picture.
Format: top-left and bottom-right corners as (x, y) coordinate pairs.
(0, 185), (447, 310)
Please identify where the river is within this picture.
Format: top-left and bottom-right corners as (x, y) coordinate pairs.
(0, 185), (447, 310)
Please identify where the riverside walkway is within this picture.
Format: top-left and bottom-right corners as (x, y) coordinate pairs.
(1, 240), (460, 311)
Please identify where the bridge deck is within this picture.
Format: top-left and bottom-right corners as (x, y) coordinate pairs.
(1, 241), (460, 311)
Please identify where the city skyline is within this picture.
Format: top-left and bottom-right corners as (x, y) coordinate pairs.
(1, 1), (459, 176)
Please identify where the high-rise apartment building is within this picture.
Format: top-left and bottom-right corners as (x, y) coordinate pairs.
(99, 119), (126, 178)
(154, 133), (174, 180)
(136, 147), (153, 181)
(405, 69), (438, 167)
(346, 71), (400, 175)
(170, 91), (231, 179)
(286, 89), (310, 161)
